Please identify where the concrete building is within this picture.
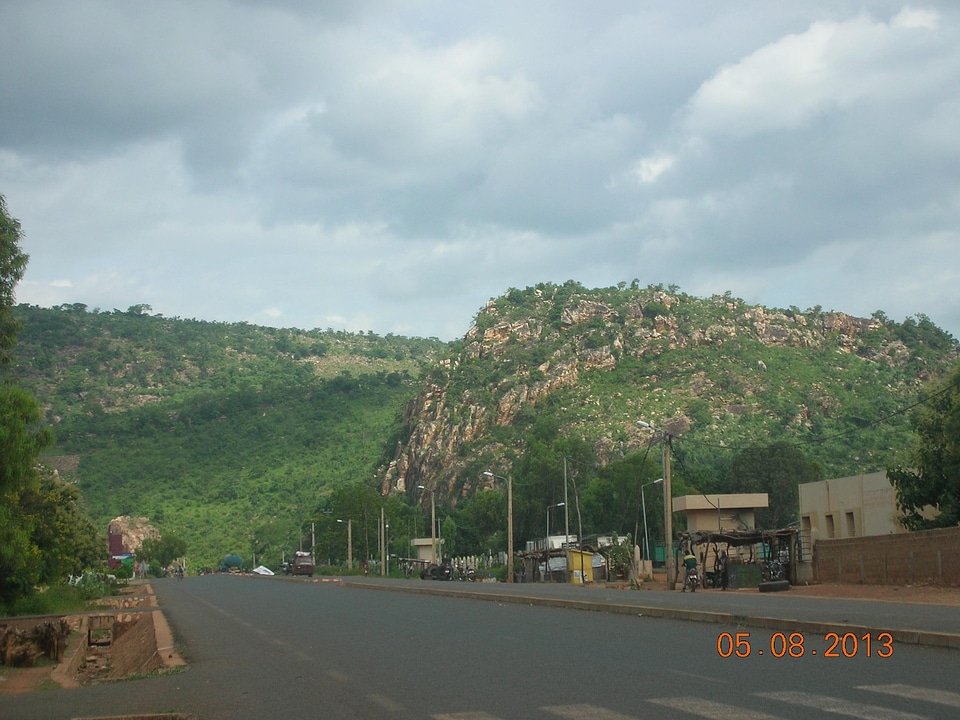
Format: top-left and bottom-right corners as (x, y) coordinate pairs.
(411, 537), (443, 564)
(672, 493), (769, 534)
(798, 471), (904, 544)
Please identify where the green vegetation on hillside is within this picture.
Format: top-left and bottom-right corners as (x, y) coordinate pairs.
(395, 281), (959, 551)
(14, 303), (449, 569)
(10, 278), (959, 573)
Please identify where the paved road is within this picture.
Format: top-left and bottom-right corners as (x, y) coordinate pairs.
(3, 575), (960, 719)
(344, 576), (960, 647)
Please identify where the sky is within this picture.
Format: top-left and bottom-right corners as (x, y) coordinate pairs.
(2, 1), (959, 341)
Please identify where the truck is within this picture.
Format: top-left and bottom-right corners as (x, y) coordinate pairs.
(220, 554), (243, 573)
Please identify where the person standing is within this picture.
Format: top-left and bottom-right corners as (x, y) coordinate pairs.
(682, 550), (698, 591)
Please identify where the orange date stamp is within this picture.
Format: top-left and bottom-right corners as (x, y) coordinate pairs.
(717, 631), (894, 658)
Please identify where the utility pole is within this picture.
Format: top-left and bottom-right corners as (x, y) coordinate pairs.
(639, 420), (675, 588)
(563, 456), (571, 582)
(663, 433), (673, 587)
(483, 471), (514, 582)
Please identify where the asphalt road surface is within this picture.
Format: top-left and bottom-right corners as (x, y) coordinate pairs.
(4, 575), (960, 719)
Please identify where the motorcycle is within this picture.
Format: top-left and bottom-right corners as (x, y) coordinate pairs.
(682, 567), (701, 592)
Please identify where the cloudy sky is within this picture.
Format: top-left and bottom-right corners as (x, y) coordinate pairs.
(2, 1), (959, 341)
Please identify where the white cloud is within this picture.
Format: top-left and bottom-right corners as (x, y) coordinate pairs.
(631, 155), (676, 184)
(683, 10), (942, 139)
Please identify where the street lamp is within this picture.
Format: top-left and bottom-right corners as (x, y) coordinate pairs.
(546, 502), (565, 583)
(638, 420), (675, 588)
(336, 519), (353, 569)
(483, 471), (514, 583)
(417, 485), (438, 564)
(641, 479), (663, 569)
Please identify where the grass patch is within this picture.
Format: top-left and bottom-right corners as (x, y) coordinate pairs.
(1, 577), (123, 617)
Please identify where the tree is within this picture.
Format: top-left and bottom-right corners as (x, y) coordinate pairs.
(0, 200), (104, 609)
(440, 515), (458, 558)
(0, 376), (56, 607)
(889, 362), (960, 529)
(18, 466), (105, 581)
(0, 195), (29, 370)
(139, 534), (188, 569)
(725, 442), (821, 529)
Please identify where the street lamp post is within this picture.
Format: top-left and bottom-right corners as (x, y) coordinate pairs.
(483, 471), (514, 583)
(546, 502), (565, 583)
(641, 478), (664, 570)
(638, 420), (675, 588)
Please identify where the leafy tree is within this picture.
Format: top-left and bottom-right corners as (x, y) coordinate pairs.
(0, 195), (64, 607)
(440, 515), (458, 558)
(139, 534), (188, 569)
(725, 442), (821, 529)
(889, 362), (960, 529)
(0, 195), (29, 370)
(19, 467), (105, 581)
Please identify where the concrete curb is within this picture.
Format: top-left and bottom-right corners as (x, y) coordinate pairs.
(341, 580), (960, 651)
(143, 583), (186, 670)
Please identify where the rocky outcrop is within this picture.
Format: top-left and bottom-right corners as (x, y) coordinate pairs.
(382, 285), (959, 508)
(108, 516), (161, 554)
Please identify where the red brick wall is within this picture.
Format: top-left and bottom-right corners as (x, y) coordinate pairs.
(814, 526), (960, 585)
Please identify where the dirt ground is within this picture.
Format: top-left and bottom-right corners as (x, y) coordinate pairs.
(0, 584), (162, 696)
(779, 581), (960, 606)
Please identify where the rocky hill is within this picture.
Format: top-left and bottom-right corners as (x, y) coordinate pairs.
(11, 287), (958, 565)
(382, 282), (958, 506)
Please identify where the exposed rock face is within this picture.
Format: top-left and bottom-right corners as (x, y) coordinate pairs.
(381, 285), (958, 508)
(108, 516), (161, 554)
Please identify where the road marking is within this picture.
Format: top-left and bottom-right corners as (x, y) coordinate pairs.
(542, 704), (637, 720)
(665, 668), (726, 684)
(858, 684), (960, 708)
(433, 713), (502, 719)
(648, 698), (780, 720)
(757, 691), (925, 719)
(368, 693), (406, 712)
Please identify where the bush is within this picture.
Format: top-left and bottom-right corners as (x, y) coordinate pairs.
(0, 574), (120, 616)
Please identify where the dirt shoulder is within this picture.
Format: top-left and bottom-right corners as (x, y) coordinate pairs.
(781, 581), (960, 606)
(0, 581), (182, 696)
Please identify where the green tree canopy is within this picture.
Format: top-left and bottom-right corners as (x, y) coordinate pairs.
(19, 466), (105, 581)
(725, 442), (821, 529)
(139, 534), (188, 569)
(0, 196), (54, 605)
(889, 362), (960, 529)
(0, 195), (29, 369)
(0, 195), (103, 610)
